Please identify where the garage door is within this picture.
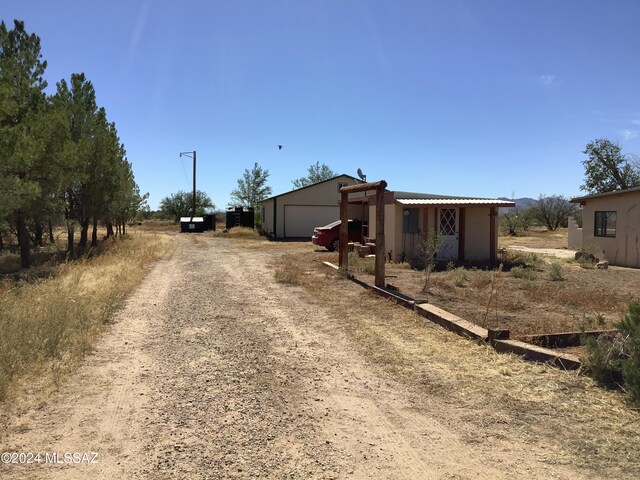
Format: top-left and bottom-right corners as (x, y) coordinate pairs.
(284, 205), (339, 238)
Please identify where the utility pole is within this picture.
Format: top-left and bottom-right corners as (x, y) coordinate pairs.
(180, 150), (197, 217)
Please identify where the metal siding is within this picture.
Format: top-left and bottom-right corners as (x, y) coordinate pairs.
(284, 205), (340, 237)
(272, 175), (357, 238)
(261, 199), (275, 237)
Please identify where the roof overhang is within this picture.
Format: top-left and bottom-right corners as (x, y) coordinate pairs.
(397, 199), (516, 207)
(570, 186), (640, 204)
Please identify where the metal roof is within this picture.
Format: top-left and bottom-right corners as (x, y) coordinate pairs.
(397, 198), (516, 206)
(180, 217), (204, 222)
(262, 174), (359, 201)
(570, 185), (640, 203)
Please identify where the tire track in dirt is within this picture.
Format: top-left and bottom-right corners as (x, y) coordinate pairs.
(1, 235), (596, 479)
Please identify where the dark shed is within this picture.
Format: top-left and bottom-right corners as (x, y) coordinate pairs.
(226, 207), (254, 229)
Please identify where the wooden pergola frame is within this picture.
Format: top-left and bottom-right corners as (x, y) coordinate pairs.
(339, 180), (387, 287)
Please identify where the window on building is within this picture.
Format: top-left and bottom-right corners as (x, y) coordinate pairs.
(594, 211), (616, 237)
(337, 182), (348, 192)
(403, 208), (419, 233)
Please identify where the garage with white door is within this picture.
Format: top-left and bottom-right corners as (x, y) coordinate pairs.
(283, 205), (339, 238)
(260, 174), (362, 239)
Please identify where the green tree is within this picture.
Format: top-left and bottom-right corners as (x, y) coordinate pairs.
(531, 195), (578, 231)
(108, 158), (148, 237)
(51, 72), (99, 253)
(292, 162), (336, 189)
(499, 207), (535, 236)
(159, 190), (214, 222)
(230, 163), (272, 225)
(581, 139), (640, 194)
(0, 20), (51, 267)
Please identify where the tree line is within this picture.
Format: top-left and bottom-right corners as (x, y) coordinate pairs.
(1, 20), (147, 268)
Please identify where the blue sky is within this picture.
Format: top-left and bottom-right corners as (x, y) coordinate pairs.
(3, 0), (639, 209)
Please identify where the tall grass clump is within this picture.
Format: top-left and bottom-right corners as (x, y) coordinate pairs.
(274, 260), (303, 285)
(510, 266), (536, 281)
(583, 303), (640, 407)
(219, 227), (260, 239)
(498, 249), (543, 270)
(0, 232), (170, 402)
(548, 262), (565, 281)
(448, 267), (468, 287)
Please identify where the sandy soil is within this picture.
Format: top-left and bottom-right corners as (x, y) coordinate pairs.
(0, 235), (635, 479)
(506, 245), (577, 259)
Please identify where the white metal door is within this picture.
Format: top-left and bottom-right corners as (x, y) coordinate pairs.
(438, 208), (458, 260)
(284, 205), (339, 238)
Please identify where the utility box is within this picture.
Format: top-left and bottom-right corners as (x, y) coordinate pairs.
(203, 214), (216, 231)
(226, 207), (254, 229)
(180, 216), (205, 233)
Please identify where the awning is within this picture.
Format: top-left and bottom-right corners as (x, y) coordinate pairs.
(397, 199), (515, 207)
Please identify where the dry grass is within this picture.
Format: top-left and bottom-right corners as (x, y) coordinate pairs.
(0, 232), (171, 403)
(274, 257), (304, 285)
(273, 244), (640, 477)
(214, 227), (261, 239)
(499, 226), (569, 249)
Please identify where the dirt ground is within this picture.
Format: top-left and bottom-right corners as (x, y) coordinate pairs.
(344, 228), (639, 338)
(1, 233), (639, 479)
(499, 227), (571, 249)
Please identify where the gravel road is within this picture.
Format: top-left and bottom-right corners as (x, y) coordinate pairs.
(0, 235), (596, 479)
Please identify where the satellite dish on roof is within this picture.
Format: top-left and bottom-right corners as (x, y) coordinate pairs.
(356, 168), (367, 182)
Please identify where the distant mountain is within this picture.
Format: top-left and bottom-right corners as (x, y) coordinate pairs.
(498, 197), (538, 211)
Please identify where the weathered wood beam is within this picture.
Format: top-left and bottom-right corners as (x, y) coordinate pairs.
(338, 191), (349, 269)
(374, 186), (385, 288)
(340, 180), (387, 194)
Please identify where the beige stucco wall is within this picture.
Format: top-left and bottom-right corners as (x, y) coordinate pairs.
(464, 206), (492, 261)
(580, 191), (640, 267)
(261, 175), (359, 238)
(369, 205), (496, 263)
(567, 217), (582, 250)
(368, 203), (400, 260)
(261, 199), (275, 237)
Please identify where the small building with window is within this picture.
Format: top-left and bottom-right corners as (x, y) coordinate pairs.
(571, 186), (640, 268)
(366, 191), (514, 263)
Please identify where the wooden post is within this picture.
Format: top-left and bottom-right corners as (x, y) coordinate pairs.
(489, 207), (497, 263)
(375, 187), (385, 288)
(338, 181), (387, 277)
(339, 191), (349, 269)
(422, 207), (429, 243)
(458, 207), (466, 261)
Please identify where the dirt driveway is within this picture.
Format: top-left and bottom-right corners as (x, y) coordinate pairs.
(506, 245), (577, 259)
(1, 235), (637, 479)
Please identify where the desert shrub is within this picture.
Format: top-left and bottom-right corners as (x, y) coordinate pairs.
(498, 249), (543, 270)
(548, 262), (565, 281)
(510, 266), (536, 280)
(583, 303), (640, 407)
(448, 267), (468, 287)
(499, 207), (535, 236)
(577, 257), (596, 269)
(363, 259), (376, 276)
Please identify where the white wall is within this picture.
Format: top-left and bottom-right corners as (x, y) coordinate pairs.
(567, 217), (582, 250)
(580, 191), (640, 267)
